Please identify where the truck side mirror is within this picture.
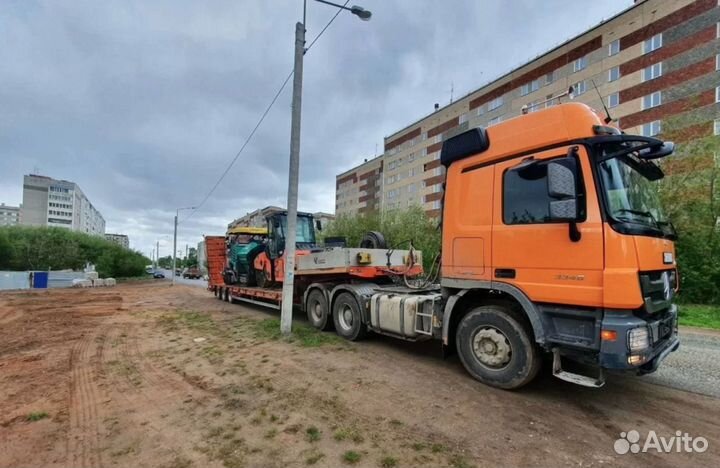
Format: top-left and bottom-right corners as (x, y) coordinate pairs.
(547, 158), (578, 221)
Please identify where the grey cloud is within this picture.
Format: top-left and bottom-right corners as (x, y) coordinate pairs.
(1, 0), (630, 254)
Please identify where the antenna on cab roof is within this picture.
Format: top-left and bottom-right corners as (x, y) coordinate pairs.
(591, 79), (614, 124)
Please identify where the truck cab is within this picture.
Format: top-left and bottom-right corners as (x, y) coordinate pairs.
(440, 102), (679, 387)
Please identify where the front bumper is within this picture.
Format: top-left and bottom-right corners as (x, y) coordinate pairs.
(599, 304), (679, 372)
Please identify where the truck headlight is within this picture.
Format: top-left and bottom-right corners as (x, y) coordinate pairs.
(628, 327), (650, 351)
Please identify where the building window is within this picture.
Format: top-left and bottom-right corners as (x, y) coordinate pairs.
(608, 39), (620, 56)
(520, 79), (540, 95)
(488, 115), (503, 126)
(716, 53), (720, 71)
(643, 33), (663, 54)
(572, 81), (587, 96)
(642, 62), (662, 82)
(608, 93), (619, 108)
(545, 71), (555, 85)
(608, 66), (620, 82)
(641, 120), (662, 137)
(476, 105), (485, 116)
(573, 56), (587, 72)
(717, 86), (720, 103)
(642, 91), (662, 110)
(714, 119), (720, 136)
(488, 96), (504, 111)
(459, 112), (469, 124)
(503, 160), (557, 224)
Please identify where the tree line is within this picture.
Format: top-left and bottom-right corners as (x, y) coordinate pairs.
(0, 226), (150, 278)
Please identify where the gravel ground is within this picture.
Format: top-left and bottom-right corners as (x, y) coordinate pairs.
(641, 327), (720, 398)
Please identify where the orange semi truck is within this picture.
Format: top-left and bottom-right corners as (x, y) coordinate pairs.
(210, 102), (680, 389)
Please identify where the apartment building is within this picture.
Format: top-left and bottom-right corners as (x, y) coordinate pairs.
(0, 203), (21, 226)
(336, 0), (720, 217)
(335, 155), (384, 217)
(21, 174), (106, 235)
(105, 233), (130, 249)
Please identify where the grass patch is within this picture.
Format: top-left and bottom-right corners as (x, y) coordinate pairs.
(250, 319), (344, 347)
(379, 455), (398, 467)
(157, 311), (219, 334)
(334, 427), (364, 443)
(449, 455), (474, 468)
(264, 429), (278, 439)
(306, 426), (321, 442)
(342, 450), (362, 464)
(678, 304), (720, 329)
(305, 450), (325, 465)
(26, 411), (48, 422)
(430, 443), (447, 453)
(411, 442), (426, 451)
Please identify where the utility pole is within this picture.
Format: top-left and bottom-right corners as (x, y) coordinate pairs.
(280, 21), (305, 335)
(280, 0), (371, 335)
(173, 207), (195, 285)
(172, 213), (178, 285)
(156, 240), (159, 269)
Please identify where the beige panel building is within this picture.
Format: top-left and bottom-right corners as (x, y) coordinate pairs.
(0, 203), (21, 226)
(105, 233), (130, 249)
(21, 174), (106, 235)
(336, 0), (720, 217)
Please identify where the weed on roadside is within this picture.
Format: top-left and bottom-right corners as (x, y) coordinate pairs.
(449, 455), (474, 468)
(26, 411), (48, 422)
(306, 426), (321, 442)
(333, 426), (364, 443)
(249, 319), (344, 347)
(379, 456), (398, 468)
(342, 450), (361, 464)
(305, 450), (325, 465)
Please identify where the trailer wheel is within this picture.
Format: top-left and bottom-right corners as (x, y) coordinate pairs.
(216, 287), (224, 300)
(332, 292), (367, 341)
(306, 289), (332, 331)
(255, 268), (270, 289)
(455, 305), (540, 390)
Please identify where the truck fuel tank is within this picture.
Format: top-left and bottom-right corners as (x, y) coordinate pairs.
(369, 292), (441, 339)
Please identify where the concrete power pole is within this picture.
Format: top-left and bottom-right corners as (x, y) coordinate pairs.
(280, 21), (305, 335)
(156, 240), (159, 269)
(172, 213), (178, 286)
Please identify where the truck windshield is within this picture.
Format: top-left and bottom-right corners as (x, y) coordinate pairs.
(598, 154), (675, 238)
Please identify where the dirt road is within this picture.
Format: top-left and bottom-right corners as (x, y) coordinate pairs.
(1, 283), (718, 468)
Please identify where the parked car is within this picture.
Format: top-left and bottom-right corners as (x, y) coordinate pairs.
(182, 267), (201, 279)
(152, 271), (165, 279)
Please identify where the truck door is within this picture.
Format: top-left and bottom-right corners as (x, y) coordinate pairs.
(491, 145), (604, 307)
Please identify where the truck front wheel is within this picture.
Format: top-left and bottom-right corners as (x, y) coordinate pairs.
(332, 292), (367, 341)
(456, 305), (540, 390)
(307, 289), (332, 331)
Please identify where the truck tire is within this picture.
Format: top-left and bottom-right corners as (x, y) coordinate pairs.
(455, 305), (540, 390)
(359, 231), (387, 249)
(216, 287), (224, 300)
(306, 289), (332, 331)
(255, 268), (269, 288)
(332, 292), (367, 341)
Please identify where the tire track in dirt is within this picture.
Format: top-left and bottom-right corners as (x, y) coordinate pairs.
(67, 327), (107, 468)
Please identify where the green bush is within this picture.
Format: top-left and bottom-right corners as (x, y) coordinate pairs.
(320, 206), (440, 271)
(0, 226), (149, 278)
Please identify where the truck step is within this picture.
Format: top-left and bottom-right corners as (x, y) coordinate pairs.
(552, 348), (605, 388)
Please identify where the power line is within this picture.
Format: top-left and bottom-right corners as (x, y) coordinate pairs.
(181, 0), (351, 225)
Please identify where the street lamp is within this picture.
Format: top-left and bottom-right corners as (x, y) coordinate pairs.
(280, 0), (372, 335)
(173, 206), (196, 286)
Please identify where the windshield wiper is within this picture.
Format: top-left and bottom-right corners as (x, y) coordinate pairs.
(616, 208), (660, 229)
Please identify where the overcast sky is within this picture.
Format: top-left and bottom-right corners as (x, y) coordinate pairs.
(1, 0), (631, 258)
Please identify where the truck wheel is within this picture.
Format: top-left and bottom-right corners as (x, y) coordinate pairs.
(332, 292), (367, 341)
(455, 305), (540, 390)
(306, 289), (332, 330)
(216, 287), (224, 300)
